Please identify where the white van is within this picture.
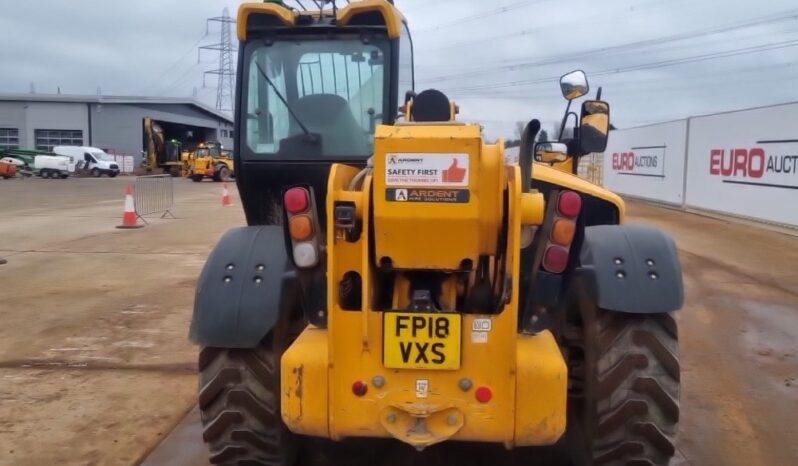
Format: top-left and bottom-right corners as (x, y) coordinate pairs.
(53, 146), (120, 177)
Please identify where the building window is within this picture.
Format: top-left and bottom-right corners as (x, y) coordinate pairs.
(34, 129), (83, 152)
(229, 130), (233, 138)
(221, 129), (228, 138)
(0, 128), (19, 150)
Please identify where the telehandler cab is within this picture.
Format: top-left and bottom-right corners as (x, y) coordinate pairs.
(190, 1), (683, 465)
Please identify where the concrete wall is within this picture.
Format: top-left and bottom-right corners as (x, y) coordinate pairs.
(685, 102), (798, 227)
(0, 102), (28, 146)
(600, 102), (798, 229)
(90, 103), (233, 165)
(0, 101), (89, 149)
(603, 120), (688, 205)
(0, 99), (233, 166)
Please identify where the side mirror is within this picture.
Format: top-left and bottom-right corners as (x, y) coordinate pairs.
(579, 100), (610, 153)
(535, 142), (569, 164)
(560, 70), (589, 101)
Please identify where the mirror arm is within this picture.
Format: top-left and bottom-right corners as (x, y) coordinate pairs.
(558, 99), (572, 141)
(519, 119), (541, 193)
(596, 86), (602, 100)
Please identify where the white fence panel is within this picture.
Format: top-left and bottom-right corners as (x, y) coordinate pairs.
(113, 155), (135, 173)
(685, 103), (798, 227)
(602, 120), (688, 205)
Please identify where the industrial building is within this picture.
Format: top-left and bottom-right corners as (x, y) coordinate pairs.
(0, 93), (234, 167)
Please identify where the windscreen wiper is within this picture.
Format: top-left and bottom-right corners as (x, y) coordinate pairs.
(254, 61), (318, 143)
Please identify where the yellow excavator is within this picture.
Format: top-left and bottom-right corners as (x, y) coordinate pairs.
(141, 117), (183, 176)
(189, 2), (683, 465)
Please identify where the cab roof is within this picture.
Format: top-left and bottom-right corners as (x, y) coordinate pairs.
(237, 0), (404, 41)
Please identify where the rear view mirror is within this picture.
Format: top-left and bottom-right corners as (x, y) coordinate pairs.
(535, 142), (569, 163)
(579, 100), (610, 153)
(560, 70), (589, 101)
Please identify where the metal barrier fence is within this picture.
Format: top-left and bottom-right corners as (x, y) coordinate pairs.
(134, 175), (175, 222)
(577, 153), (604, 185)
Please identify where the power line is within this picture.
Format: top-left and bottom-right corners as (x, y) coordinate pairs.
(157, 63), (204, 96)
(442, 39), (798, 93)
(422, 8), (798, 82)
(135, 33), (207, 95)
(412, 0), (546, 34)
(447, 61), (798, 100)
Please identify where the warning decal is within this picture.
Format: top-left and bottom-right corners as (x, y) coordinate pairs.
(385, 153), (469, 187)
(386, 188), (470, 203)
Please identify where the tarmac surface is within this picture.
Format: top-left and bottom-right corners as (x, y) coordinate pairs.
(1, 176), (796, 466)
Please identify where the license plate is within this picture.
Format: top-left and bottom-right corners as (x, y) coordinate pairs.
(383, 312), (461, 370)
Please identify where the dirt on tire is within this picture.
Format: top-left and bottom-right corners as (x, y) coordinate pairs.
(570, 310), (680, 466)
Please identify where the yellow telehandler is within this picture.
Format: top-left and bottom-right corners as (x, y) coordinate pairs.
(190, 2), (683, 465)
(184, 141), (234, 182)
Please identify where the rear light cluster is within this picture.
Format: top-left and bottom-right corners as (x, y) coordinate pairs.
(285, 186), (319, 268)
(542, 191), (582, 274)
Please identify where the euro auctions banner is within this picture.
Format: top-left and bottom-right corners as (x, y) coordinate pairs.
(603, 120), (688, 205)
(686, 102), (798, 227)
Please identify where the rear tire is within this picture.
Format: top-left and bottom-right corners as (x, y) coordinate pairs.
(199, 316), (305, 466)
(566, 306), (680, 466)
(91, 168), (101, 177)
(217, 164), (232, 182)
(192, 175), (204, 182)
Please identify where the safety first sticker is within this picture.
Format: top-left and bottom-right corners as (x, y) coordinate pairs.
(385, 153), (469, 187)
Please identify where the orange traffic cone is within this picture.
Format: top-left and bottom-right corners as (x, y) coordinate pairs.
(117, 184), (143, 229)
(222, 182), (232, 206)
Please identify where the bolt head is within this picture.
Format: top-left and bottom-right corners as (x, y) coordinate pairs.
(616, 271), (626, 279)
(646, 259), (655, 267)
(447, 414), (459, 426)
(386, 413), (397, 423)
(614, 257), (624, 265)
(458, 378), (473, 391)
(226, 264), (235, 270)
(223, 276), (232, 283)
(649, 272), (659, 280)
(372, 375), (385, 388)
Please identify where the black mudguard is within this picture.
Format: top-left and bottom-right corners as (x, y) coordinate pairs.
(189, 226), (298, 348)
(578, 224), (683, 313)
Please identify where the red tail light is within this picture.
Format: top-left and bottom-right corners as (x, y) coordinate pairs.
(284, 187), (310, 214)
(475, 386), (492, 403)
(284, 186), (318, 268)
(542, 245), (569, 273)
(352, 380), (368, 397)
(557, 191), (582, 218)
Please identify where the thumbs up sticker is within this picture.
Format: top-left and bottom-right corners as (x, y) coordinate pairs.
(442, 158), (467, 183)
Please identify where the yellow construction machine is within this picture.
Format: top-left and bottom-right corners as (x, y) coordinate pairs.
(142, 117), (183, 176)
(184, 141), (234, 182)
(190, 2), (683, 465)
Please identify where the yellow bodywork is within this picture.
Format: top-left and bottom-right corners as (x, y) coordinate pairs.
(279, 123), (611, 449)
(240, 0), (627, 453)
(238, 0), (405, 41)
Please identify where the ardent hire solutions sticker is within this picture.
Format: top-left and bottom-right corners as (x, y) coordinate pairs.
(386, 188), (470, 203)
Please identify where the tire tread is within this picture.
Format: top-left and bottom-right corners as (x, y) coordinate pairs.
(586, 312), (680, 466)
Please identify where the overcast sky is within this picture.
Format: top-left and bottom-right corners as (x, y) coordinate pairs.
(1, 0), (798, 139)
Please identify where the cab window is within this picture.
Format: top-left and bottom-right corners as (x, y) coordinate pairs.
(398, 22), (414, 103)
(244, 37), (390, 160)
